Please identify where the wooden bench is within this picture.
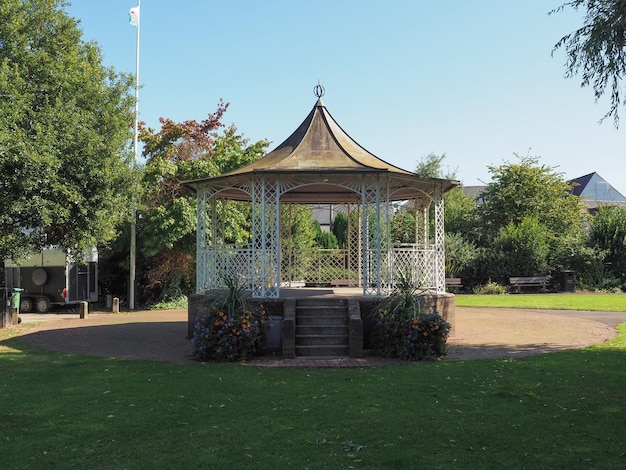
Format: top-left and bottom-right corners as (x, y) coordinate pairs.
(331, 279), (359, 287)
(445, 278), (463, 293)
(509, 276), (548, 293)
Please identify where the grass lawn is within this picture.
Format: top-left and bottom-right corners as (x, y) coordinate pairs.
(456, 292), (626, 311)
(1, 303), (626, 468)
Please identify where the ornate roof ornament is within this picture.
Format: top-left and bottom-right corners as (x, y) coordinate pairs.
(314, 81), (325, 98)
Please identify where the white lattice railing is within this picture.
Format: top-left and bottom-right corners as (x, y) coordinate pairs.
(202, 244), (438, 292)
(205, 244), (253, 289)
(281, 248), (359, 286)
(389, 244), (437, 291)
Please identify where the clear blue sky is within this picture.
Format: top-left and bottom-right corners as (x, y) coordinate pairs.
(65, 0), (626, 194)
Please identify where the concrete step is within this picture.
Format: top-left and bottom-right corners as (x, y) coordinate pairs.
(294, 298), (349, 357)
(295, 344), (349, 357)
(296, 334), (349, 346)
(296, 325), (348, 336)
(296, 314), (348, 326)
(296, 298), (347, 308)
(296, 306), (347, 315)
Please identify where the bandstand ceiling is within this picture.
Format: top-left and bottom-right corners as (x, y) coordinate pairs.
(183, 93), (459, 203)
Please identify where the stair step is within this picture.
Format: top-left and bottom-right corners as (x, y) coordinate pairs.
(296, 325), (348, 336)
(296, 306), (347, 315)
(295, 344), (349, 357)
(296, 298), (347, 307)
(296, 334), (349, 346)
(294, 298), (350, 357)
(296, 315), (348, 326)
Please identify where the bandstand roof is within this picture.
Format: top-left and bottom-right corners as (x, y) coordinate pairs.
(184, 95), (459, 203)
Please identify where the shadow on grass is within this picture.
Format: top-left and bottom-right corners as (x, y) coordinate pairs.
(445, 341), (604, 361)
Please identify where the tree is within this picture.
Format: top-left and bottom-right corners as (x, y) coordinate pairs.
(415, 152), (457, 179)
(552, 0), (626, 126)
(134, 108), (269, 303)
(332, 213), (348, 248)
(0, 0), (136, 260)
(390, 208), (415, 244)
(444, 232), (478, 278)
(476, 155), (585, 242)
(493, 216), (551, 277)
(442, 187), (476, 236)
(589, 205), (626, 282)
(471, 155), (588, 284)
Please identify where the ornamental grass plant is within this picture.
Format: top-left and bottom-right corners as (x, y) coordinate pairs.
(192, 275), (268, 361)
(370, 273), (451, 360)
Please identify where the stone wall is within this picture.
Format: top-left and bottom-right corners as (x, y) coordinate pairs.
(188, 292), (456, 354)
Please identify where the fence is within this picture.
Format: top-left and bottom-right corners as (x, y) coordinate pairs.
(203, 244), (438, 292)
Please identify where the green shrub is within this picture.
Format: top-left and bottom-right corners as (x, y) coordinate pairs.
(192, 275), (267, 362)
(150, 295), (188, 310)
(369, 273), (451, 360)
(473, 281), (507, 295)
(371, 311), (451, 360)
(192, 305), (267, 362)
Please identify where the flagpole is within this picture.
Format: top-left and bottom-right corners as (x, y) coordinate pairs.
(130, 0), (140, 310)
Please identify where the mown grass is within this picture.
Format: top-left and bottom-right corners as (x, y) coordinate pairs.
(456, 292), (626, 311)
(1, 311), (626, 469)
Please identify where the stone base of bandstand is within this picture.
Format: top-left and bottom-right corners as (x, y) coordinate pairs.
(188, 289), (456, 357)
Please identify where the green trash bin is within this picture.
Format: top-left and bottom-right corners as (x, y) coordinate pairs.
(11, 288), (23, 325)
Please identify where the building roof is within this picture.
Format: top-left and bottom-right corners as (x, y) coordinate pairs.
(184, 96), (458, 203)
(569, 172), (626, 209)
(220, 97), (417, 176)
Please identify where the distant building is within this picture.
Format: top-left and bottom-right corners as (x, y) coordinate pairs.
(461, 173), (626, 214)
(462, 185), (487, 204)
(569, 172), (626, 213)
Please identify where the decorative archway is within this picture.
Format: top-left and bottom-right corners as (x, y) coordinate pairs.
(185, 90), (458, 298)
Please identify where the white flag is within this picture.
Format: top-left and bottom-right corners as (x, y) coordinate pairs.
(129, 6), (139, 27)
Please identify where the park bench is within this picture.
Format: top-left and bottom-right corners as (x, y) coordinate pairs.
(509, 276), (548, 293)
(445, 278), (463, 293)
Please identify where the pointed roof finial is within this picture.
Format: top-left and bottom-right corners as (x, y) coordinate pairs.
(314, 81), (325, 98)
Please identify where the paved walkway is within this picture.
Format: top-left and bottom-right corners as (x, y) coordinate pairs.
(10, 307), (625, 367)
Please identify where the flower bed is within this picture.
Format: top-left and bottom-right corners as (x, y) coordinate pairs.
(192, 305), (267, 362)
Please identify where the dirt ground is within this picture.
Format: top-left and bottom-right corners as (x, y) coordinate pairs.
(11, 306), (625, 365)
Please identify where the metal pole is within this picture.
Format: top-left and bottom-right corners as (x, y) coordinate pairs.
(130, 0), (140, 310)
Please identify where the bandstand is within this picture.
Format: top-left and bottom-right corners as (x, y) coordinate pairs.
(184, 87), (458, 300)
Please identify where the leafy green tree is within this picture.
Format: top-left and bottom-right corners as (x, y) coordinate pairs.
(444, 232), (478, 278)
(134, 107), (269, 303)
(476, 155), (585, 243)
(552, 0), (626, 126)
(470, 155), (588, 285)
(589, 205), (626, 282)
(443, 186), (477, 236)
(315, 230), (339, 249)
(415, 152), (457, 179)
(391, 208), (415, 244)
(0, 0), (136, 260)
(332, 213), (348, 248)
(282, 205), (318, 251)
(493, 216), (550, 278)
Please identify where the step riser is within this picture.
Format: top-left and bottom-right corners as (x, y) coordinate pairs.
(295, 300), (350, 357)
(296, 299), (347, 308)
(296, 316), (347, 326)
(297, 325), (348, 336)
(296, 335), (348, 346)
(296, 345), (349, 356)
(296, 307), (347, 315)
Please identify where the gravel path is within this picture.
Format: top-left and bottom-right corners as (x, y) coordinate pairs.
(12, 307), (625, 366)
